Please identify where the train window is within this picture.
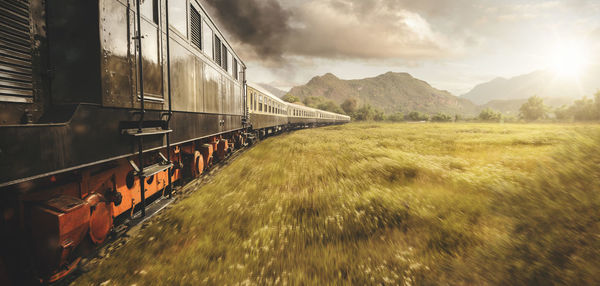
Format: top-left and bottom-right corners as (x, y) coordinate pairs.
(140, 0), (158, 24)
(214, 36), (222, 65)
(222, 45), (228, 71)
(233, 58), (238, 80)
(169, 0), (187, 36)
(227, 52), (233, 75)
(190, 6), (202, 49)
(203, 21), (213, 57)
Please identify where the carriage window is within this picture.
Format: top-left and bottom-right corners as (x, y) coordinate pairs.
(259, 95), (263, 112)
(227, 52), (233, 75)
(140, 0), (158, 24)
(233, 58), (238, 80)
(169, 0), (187, 36)
(190, 6), (202, 49)
(214, 36), (222, 65)
(203, 21), (213, 57)
(222, 45), (228, 71)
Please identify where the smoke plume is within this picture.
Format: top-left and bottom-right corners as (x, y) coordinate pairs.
(201, 0), (291, 61)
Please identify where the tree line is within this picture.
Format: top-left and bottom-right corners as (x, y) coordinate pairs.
(283, 92), (600, 122)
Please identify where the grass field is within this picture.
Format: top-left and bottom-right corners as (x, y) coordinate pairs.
(75, 123), (600, 285)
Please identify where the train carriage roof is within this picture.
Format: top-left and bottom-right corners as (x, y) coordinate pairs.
(247, 83), (287, 105)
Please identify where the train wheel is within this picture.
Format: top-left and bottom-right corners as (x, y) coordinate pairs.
(184, 151), (203, 178)
(194, 151), (204, 177)
(85, 194), (113, 245)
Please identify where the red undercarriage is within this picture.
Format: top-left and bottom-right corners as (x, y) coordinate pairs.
(2, 133), (243, 283)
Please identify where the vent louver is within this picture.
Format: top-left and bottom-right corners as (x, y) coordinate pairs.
(214, 35), (221, 66)
(0, 0), (33, 103)
(190, 6), (201, 50)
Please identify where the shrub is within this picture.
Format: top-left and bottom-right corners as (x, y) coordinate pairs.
(431, 113), (453, 122)
(406, 111), (429, 121)
(478, 108), (502, 122)
(282, 94), (300, 103)
(519, 96), (547, 121)
(387, 112), (405, 122)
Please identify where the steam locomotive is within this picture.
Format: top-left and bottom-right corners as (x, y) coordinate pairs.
(0, 0), (349, 284)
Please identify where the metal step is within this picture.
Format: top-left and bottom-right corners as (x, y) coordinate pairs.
(122, 127), (172, 137)
(129, 154), (173, 178)
(139, 162), (173, 178)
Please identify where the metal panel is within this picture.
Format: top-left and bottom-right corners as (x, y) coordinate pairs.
(0, 0), (33, 102)
(138, 19), (163, 98)
(100, 0), (133, 108)
(195, 58), (204, 112)
(203, 64), (220, 113)
(171, 40), (195, 112)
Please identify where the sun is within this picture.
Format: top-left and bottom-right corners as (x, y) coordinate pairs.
(549, 42), (589, 78)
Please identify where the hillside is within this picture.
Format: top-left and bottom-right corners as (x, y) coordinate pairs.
(462, 68), (600, 105)
(288, 72), (479, 115)
(256, 83), (287, 98)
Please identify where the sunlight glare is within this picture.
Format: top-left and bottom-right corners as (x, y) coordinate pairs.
(550, 42), (589, 78)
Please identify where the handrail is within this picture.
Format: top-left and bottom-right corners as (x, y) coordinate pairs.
(134, 0), (147, 217)
(165, 0), (173, 198)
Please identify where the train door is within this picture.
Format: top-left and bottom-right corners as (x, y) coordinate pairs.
(134, 0), (164, 102)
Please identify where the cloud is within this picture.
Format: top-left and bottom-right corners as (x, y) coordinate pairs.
(285, 0), (449, 59)
(201, 0), (453, 63)
(200, 0), (291, 61)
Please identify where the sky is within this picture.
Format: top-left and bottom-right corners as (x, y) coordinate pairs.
(201, 0), (600, 95)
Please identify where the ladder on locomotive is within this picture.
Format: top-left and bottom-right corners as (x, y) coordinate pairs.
(120, 0), (175, 217)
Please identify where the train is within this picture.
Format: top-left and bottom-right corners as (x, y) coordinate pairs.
(0, 0), (350, 284)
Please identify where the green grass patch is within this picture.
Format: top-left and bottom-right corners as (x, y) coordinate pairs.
(75, 123), (600, 285)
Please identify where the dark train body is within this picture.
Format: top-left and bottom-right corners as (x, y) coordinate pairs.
(0, 0), (349, 284)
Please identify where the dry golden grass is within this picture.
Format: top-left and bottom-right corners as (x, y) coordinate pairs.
(75, 122), (600, 285)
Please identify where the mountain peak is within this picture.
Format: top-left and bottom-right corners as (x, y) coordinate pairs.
(321, 73), (339, 80)
(379, 71), (412, 78)
(289, 72), (478, 115)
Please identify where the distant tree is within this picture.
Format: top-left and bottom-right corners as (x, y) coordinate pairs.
(554, 105), (571, 121)
(406, 111), (429, 122)
(341, 98), (359, 114)
(569, 97), (597, 121)
(282, 94), (300, 103)
(387, 112), (405, 122)
(431, 113), (453, 122)
(303, 96), (324, 107)
(317, 101), (344, 114)
(374, 109), (385, 121)
(519, 96), (547, 121)
(353, 104), (384, 121)
(478, 108), (502, 122)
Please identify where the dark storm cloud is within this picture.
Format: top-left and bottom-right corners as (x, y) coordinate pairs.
(201, 0), (292, 60)
(201, 0), (451, 62)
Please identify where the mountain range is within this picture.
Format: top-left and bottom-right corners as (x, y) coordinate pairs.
(287, 72), (478, 115)
(269, 67), (600, 115)
(462, 68), (600, 105)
